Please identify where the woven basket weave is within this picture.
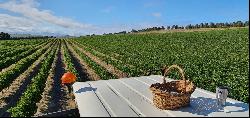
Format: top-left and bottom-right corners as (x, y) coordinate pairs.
(149, 65), (196, 110)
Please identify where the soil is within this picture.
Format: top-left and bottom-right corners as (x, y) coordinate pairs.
(0, 44), (52, 117)
(34, 40), (77, 116)
(71, 41), (128, 78)
(0, 42), (51, 74)
(65, 40), (101, 81)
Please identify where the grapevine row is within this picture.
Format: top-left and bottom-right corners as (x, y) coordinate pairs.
(8, 41), (58, 117)
(34, 40), (61, 115)
(61, 39), (79, 80)
(0, 40), (47, 60)
(0, 41), (51, 70)
(0, 41), (55, 91)
(67, 41), (116, 80)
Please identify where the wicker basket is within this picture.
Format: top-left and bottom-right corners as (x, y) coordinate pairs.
(149, 65), (196, 110)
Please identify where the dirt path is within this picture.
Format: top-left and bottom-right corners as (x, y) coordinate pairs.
(46, 41), (67, 112)
(33, 39), (78, 116)
(46, 40), (77, 112)
(65, 40), (101, 81)
(34, 41), (61, 115)
(0, 42), (54, 117)
(60, 41), (77, 111)
(34, 40), (77, 116)
(69, 40), (128, 78)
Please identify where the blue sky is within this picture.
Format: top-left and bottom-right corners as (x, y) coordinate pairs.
(0, 0), (249, 36)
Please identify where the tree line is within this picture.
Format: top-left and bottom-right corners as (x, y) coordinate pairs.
(0, 32), (54, 40)
(0, 32), (11, 40)
(103, 20), (249, 35)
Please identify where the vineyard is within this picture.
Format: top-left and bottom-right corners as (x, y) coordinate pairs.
(0, 28), (248, 117)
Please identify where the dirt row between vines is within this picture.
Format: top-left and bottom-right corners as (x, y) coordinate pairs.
(69, 40), (128, 78)
(72, 40), (150, 77)
(64, 40), (101, 81)
(34, 41), (62, 115)
(0, 41), (50, 73)
(59, 41), (77, 111)
(34, 40), (77, 116)
(0, 41), (55, 117)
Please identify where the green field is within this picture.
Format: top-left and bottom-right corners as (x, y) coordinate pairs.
(74, 28), (249, 103)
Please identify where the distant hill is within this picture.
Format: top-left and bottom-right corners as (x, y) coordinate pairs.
(10, 33), (77, 38)
(10, 34), (43, 38)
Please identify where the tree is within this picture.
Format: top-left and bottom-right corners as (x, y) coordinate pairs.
(119, 31), (126, 34)
(244, 21), (249, 26)
(185, 24), (192, 29)
(174, 25), (178, 29)
(167, 26), (171, 30)
(204, 23), (209, 28)
(220, 23), (225, 28)
(131, 29), (138, 33)
(171, 25), (176, 29)
(215, 23), (220, 28)
(209, 22), (216, 28)
(200, 23), (204, 28)
(225, 22), (230, 27)
(195, 24), (199, 28)
(231, 22), (236, 27)
(161, 26), (165, 30)
(236, 21), (243, 27)
(0, 32), (11, 40)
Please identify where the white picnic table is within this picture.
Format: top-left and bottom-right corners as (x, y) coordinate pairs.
(72, 75), (249, 117)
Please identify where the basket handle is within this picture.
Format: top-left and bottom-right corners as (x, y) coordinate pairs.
(162, 65), (186, 92)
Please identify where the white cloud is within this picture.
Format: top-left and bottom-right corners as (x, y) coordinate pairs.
(0, 13), (76, 35)
(0, 14), (38, 32)
(0, 0), (101, 36)
(0, 0), (94, 29)
(0, 0), (165, 36)
(152, 12), (162, 18)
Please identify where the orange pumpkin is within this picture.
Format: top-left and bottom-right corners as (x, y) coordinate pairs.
(61, 72), (76, 84)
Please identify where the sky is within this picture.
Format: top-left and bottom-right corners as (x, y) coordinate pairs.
(0, 0), (249, 36)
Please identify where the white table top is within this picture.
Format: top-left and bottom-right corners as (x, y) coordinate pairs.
(72, 75), (249, 117)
